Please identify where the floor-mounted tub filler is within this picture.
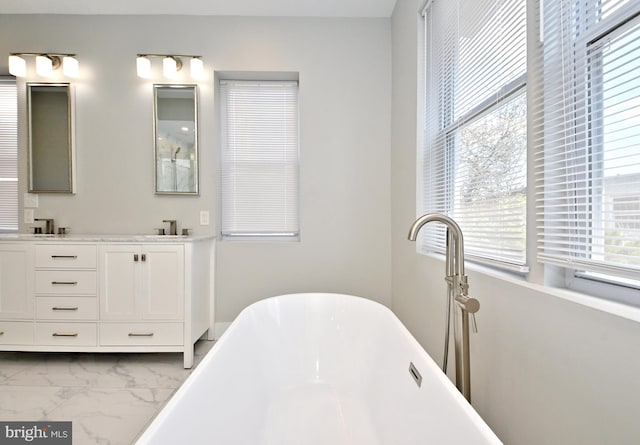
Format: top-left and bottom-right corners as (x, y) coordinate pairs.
(137, 293), (501, 444)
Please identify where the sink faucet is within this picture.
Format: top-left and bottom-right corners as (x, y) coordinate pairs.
(408, 213), (479, 403)
(34, 218), (55, 235)
(162, 219), (177, 236)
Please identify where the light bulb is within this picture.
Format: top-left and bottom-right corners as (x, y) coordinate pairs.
(36, 55), (53, 77)
(8, 55), (26, 77)
(136, 56), (151, 78)
(190, 57), (204, 80)
(163, 57), (179, 79)
(62, 56), (79, 78)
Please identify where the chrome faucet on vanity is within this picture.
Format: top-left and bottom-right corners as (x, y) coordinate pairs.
(163, 219), (177, 236)
(408, 213), (480, 403)
(34, 218), (55, 235)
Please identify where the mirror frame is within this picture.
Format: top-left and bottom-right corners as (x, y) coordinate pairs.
(153, 84), (199, 195)
(27, 82), (75, 193)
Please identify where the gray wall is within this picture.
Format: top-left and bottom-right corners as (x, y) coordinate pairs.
(0, 14), (392, 321)
(390, 0), (640, 444)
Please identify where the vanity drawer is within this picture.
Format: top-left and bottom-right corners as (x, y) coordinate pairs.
(0, 321), (34, 345)
(35, 322), (97, 346)
(35, 244), (97, 269)
(35, 270), (97, 295)
(36, 297), (97, 321)
(99, 322), (183, 346)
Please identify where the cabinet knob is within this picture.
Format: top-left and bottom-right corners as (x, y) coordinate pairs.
(141, 254), (146, 262)
(134, 254), (139, 262)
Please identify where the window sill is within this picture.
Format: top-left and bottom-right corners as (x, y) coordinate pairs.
(422, 251), (640, 324)
(471, 260), (640, 324)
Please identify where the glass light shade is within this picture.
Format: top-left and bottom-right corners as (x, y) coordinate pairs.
(35, 55), (53, 77)
(190, 58), (204, 80)
(62, 56), (79, 78)
(136, 56), (151, 78)
(8, 55), (26, 77)
(163, 57), (179, 79)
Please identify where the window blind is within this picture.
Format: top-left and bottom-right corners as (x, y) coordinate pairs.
(220, 80), (299, 239)
(537, 0), (640, 281)
(422, 0), (528, 271)
(0, 78), (18, 232)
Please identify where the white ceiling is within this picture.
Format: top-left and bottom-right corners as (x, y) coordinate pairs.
(0, 0), (398, 18)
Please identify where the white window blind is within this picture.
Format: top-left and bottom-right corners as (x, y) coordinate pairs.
(537, 0), (640, 282)
(422, 0), (528, 271)
(0, 78), (18, 232)
(220, 80), (299, 239)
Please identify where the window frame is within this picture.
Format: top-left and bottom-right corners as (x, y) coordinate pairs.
(563, 8), (640, 296)
(0, 77), (18, 233)
(218, 78), (300, 241)
(419, 0), (529, 273)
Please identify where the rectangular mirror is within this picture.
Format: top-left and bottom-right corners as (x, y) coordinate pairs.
(27, 83), (75, 193)
(154, 84), (198, 194)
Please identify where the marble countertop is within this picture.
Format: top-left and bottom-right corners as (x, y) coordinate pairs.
(0, 233), (215, 243)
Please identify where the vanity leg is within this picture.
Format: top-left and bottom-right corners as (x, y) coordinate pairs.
(183, 345), (194, 369)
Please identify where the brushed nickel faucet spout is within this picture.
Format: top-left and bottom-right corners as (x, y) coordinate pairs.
(35, 218), (55, 235)
(408, 213), (479, 403)
(163, 219), (177, 236)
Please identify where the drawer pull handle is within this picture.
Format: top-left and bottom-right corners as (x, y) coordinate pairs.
(52, 332), (78, 337)
(128, 332), (154, 337)
(0, 331), (4, 336)
(52, 307), (79, 311)
(51, 255), (78, 259)
(51, 281), (78, 285)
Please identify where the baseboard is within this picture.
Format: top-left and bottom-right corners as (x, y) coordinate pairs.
(213, 322), (231, 339)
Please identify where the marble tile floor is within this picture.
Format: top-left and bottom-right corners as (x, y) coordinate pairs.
(0, 339), (216, 444)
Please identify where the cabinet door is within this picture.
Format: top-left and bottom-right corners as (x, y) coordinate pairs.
(99, 245), (140, 320)
(0, 244), (34, 319)
(142, 245), (184, 320)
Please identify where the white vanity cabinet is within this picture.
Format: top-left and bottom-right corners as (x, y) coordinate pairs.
(99, 244), (185, 351)
(0, 243), (34, 345)
(0, 243), (34, 320)
(34, 243), (98, 347)
(99, 244), (184, 321)
(0, 235), (214, 368)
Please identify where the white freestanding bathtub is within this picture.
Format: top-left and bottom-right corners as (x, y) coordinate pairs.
(136, 293), (502, 444)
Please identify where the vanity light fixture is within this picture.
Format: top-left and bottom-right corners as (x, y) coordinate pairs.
(62, 56), (79, 78)
(136, 56), (151, 78)
(136, 54), (204, 80)
(163, 56), (182, 79)
(190, 57), (204, 80)
(35, 55), (55, 77)
(8, 53), (79, 78)
(8, 55), (26, 77)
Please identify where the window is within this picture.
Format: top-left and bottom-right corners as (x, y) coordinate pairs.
(0, 78), (18, 232)
(219, 80), (299, 239)
(421, 0), (528, 271)
(538, 0), (640, 291)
